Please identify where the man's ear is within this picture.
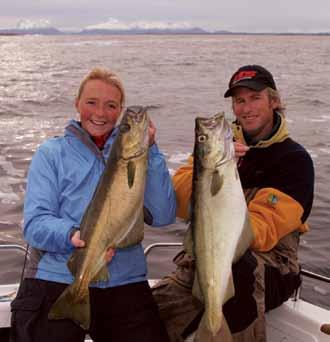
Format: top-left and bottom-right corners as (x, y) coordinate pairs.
(270, 94), (280, 109)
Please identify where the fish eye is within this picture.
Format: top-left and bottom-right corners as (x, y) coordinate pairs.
(120, 124), (131, 133)
(197, 134), (207, 143)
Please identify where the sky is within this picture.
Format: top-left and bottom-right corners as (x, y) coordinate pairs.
(1, 0), (330, 33)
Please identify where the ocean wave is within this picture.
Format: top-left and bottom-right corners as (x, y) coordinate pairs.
(63, 39), (121, 47)
(167, 152), (190, 164)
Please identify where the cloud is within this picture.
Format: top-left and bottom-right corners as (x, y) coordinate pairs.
(16, 18), (52, 29)
(86, 17), (194, 30)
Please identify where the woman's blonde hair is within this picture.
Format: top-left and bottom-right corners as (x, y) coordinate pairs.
(77, 67), (125, 106)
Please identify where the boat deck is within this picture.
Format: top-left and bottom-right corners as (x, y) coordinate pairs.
(0, 243), (329, 341)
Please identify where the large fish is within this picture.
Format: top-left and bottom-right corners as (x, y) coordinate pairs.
(186, 112), (254, 340)
(48, 105), (150, 330)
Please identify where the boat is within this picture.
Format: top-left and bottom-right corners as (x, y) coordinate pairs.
(0, 243), (329, 341)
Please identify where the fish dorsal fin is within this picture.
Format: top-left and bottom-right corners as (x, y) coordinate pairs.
(127, 161), (135, 188)
(211, 170), (223, 196)
(192, 272), (204, 303)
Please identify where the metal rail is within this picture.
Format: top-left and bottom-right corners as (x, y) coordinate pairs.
(1, 242), (329, 284)
(0, 244), (29, 255)
(301, 269), (330, 283)
(143, 242), (330, 284)
(144, 242), (182, 257)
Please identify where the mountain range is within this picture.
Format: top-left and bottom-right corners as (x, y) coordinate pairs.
(0, 26), (329, 36)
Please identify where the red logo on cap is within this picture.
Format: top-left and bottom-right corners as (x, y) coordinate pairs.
(232, 70), (257, 84)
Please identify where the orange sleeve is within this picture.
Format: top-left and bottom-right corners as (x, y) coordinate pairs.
(172, 156), (194, 220)
(248, 188), (309, 252)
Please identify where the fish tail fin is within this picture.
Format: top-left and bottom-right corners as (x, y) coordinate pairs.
(48, 281), (90, 330)
(194, 314), (233, 342)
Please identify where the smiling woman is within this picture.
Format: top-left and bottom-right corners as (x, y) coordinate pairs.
(77, 80), (122, 136)
(72, 68), (127, 149)
(9, 67), (176, 342)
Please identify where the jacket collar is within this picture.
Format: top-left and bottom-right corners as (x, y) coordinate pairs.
(232, 112), (289, 148)
(64, 119), (119, 160)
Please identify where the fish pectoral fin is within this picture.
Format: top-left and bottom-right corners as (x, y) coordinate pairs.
(192, 273), (203, 303)
(224, 273), (235, 305)
(91, 264), (110, 282)
(210, 170), (223, 196)
(127, 161), (136, 188)
(183, 224), (195, 257)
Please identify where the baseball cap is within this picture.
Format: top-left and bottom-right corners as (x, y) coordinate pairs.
(224, 65), (277, 98)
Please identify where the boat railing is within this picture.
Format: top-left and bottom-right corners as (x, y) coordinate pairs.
(0, 244), (30, 257)
(0, 242), (329, 284)
(143, 242), (330, 284)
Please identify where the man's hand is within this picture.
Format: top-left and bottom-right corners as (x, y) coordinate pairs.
(71, 230), (116, 263)
(234, 140), (249, 159)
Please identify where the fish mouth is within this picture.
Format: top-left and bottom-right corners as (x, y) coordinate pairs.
(126, 106), (148, 124)
(120, 105), (149, 161)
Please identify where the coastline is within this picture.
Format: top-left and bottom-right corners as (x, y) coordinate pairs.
(0, 29), (330, 37)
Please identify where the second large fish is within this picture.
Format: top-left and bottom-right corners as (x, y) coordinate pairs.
(187, 112), (254, 340)
(48, 105), (150, 329)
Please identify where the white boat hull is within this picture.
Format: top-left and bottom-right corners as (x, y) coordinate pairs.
(2, 282), (328, 341)
(266, 298), (330, 341)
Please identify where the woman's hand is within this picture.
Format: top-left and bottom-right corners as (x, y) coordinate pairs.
(105, 248), (116, 262)
(71, 230), (85, 248)
(71, 230), (115, 263)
